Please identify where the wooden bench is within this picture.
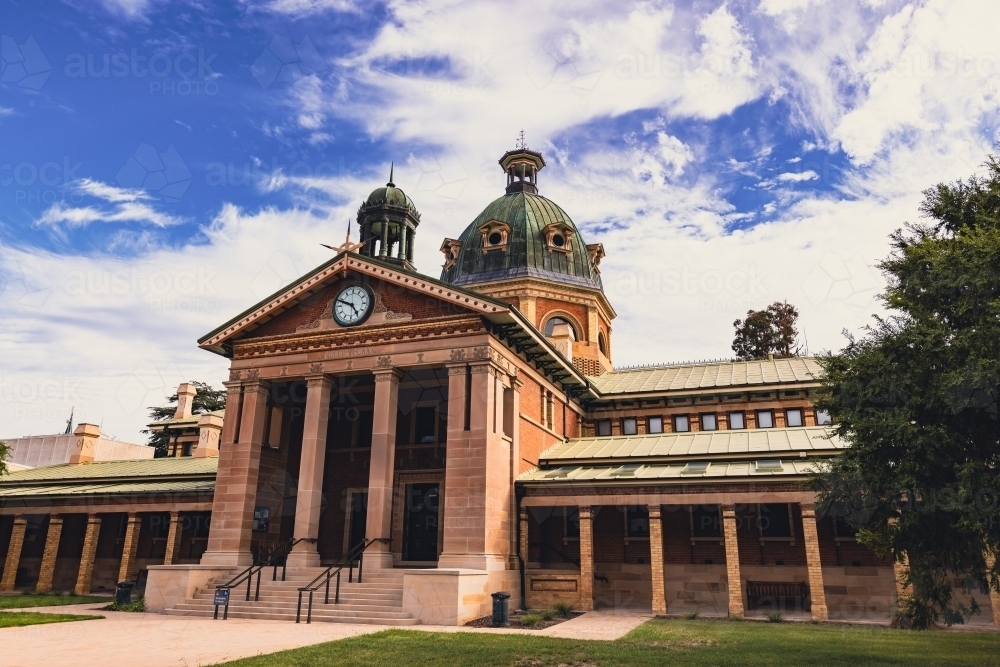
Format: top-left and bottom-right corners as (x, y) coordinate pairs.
(746, 581), (810, 610)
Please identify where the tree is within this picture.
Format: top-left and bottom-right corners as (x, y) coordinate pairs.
(0, 440), (8, 477)
(732, 301), (801, 360)
(142, 382), (227, 458)
(815, 154), (1000, 628)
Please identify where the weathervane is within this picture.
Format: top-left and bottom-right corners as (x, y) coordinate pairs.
(322, 219), (368, 254)
(516, 129), (527, 150)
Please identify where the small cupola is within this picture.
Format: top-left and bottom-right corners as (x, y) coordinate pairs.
(357, 163), (421, 271)
(500, 132), (545, 195)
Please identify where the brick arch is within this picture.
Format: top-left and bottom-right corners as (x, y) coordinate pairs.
(540, 309), (585, 342)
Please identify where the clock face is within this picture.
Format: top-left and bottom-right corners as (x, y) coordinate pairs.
(333, 285), (373, 326)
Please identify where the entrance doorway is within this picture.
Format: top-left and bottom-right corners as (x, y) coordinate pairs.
(403, 483), (440, 563)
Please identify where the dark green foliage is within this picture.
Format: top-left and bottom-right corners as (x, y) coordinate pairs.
(0, 440), (8, 476)
(142, 382), (227, 458)
(816, 154), (1000, 628)
(732, 301), (801, 360)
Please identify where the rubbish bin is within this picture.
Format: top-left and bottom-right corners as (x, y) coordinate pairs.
(491, 591), (511, 627)
(115, 582), (134, 605)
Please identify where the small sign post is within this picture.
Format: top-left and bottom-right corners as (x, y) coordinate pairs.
(213, 588), (230, 620)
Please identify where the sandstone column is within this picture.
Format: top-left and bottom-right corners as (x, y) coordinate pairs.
(163, 511), (182, 566)
(0, 516), (27, 592)
(579, 505), (594, 611)
(649, 505), (667, 615)
(202, 379), (270, 567)
(289, 375), (333, 568)
(75, 514), (101, 594)
(118, 512), (141, 582)
(35, 515), (64, 593)
(722, 504), (744, 617)
(801, 505), (829, 620)
(365, 368), (402, 569)
(439, 360), (510, 572)
(518, 508), (529, 568)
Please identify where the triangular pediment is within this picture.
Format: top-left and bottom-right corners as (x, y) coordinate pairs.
(198, 253), (513, 354)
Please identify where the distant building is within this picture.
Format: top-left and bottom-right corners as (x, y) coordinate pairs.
(3, 427), (152, 468)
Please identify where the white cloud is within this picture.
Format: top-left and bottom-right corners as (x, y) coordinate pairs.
(777, 170), (819, 181)
(34, 179), (183, 229)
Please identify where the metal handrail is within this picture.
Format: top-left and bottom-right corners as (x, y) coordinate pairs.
(216, 537), (316, 605)
(296, 538), (391, 623)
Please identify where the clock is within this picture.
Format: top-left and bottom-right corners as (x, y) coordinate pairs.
(333, 284), (374, 326)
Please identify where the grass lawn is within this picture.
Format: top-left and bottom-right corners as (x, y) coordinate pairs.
(215, 618), (1000, 667)
(0, 594), (109, 609)
(0, 611), (104, 629)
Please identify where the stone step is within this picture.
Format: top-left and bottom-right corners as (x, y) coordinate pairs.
(191, 593), (403, 605)
(164, 607), (419, 625)
(173, 600), (408, 615)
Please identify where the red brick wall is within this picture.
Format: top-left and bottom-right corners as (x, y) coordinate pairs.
(536, 297), (589, 341)
(816, 516), (889, 567)
(735, 504), (807, 567)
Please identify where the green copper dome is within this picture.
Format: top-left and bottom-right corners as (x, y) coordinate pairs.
(440, 191), (601, 289)
(360, 184), (419, 217)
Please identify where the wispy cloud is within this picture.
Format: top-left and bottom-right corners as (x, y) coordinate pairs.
(35, 179), (183, 228)
(777, 170), (819, 182)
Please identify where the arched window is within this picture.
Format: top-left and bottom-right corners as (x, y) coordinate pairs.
(544, 316), (577, 340)
(598, 331), (607, 355)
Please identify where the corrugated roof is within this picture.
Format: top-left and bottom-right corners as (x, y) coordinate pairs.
(518, 458), (828, 483)
(148, 409), (224, 429)
(591, 357), (823, 395)
(0, 479), (215, 498)
(540, 426), (842, 462)
(0, 457), (218, 483)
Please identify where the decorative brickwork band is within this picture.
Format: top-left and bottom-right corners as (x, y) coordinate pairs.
(35, 515), (64, 593)
(118, 512), (141, 583)
(0, 516), (27, 592)
(163, 511), (182, 566)
(800, 505), (829, 620)
(648, 505), (667, 615)
(579, 505), (594, 611)
(722, 504), (744, 617)
(75, 514), (102, 595)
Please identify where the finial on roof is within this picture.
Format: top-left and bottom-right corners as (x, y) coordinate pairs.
(517, 130), (527, 150)
(387, 162), (395, 187)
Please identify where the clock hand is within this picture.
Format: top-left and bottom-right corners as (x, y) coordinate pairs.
(337, 298), (359, 314)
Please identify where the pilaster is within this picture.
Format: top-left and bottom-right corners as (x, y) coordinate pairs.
(35, 515), (64, 593)
(800, 505), (828, 620)
(649, 505), (667, 615)
(722, 504), (744, 617)
(0, 516), (26, 592)
(579, 505), (594, 611)
(289, 375), (333, 567)
(75, 514), (101, 594)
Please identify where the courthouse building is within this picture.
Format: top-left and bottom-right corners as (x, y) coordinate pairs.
(2, 145), (998, 626)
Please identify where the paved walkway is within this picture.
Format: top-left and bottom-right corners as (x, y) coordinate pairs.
(3, 603), (652, 667)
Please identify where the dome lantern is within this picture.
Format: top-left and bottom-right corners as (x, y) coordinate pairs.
(499, 132), (546, 195)
(356, 163), (421, 271)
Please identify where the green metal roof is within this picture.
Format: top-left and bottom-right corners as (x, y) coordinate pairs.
(592, 357), (823, 395)
(518, 458), (828, 483)
(539, 426), (842, 464)
(0, 479), (215, 498)
(148, 409), (224, 430)
(441, 192), (601, 290)
(0, 456), (218, 483)
(360, 183), (420, 217)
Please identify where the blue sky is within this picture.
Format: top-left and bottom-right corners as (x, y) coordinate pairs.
(2, 0), (999, 440)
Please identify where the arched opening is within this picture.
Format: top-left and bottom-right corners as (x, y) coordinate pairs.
(598, 331), (607, 356)
(544, 316), (577, 340)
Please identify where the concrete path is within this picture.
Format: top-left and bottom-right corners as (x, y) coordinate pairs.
(2, 603), (653, 667)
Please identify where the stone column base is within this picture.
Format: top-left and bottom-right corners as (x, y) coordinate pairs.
(286, 551), (321, 569)
(401, 569), (490, 625)
(145, 565), (237, 613)
(199, 550), (254, 568)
